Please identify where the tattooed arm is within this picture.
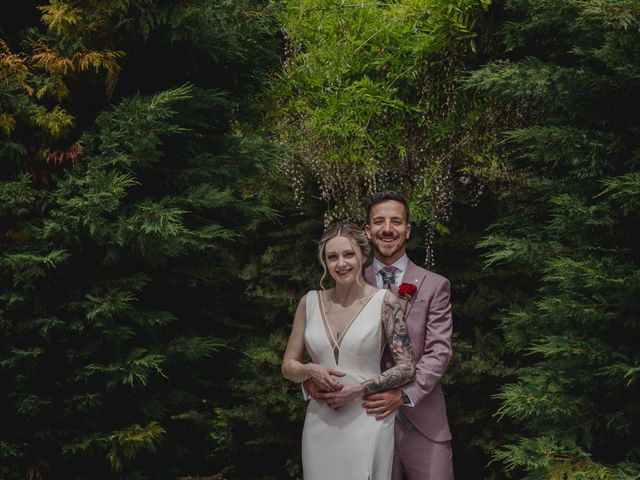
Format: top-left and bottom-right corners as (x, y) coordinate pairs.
(316, 290), (415, 409)
(361, 290), (416, 394)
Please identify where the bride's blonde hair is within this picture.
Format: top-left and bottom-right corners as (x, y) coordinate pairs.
(318, 222), (370, 289)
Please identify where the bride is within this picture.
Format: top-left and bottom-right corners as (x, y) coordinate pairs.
(281, 222), (416, 479)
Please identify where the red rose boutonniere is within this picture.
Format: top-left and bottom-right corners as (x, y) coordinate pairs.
(398, 282), (418, 314)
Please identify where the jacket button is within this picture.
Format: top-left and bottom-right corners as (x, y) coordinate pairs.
(386, 362), (393, 368)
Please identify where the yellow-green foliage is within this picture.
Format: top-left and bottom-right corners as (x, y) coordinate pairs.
(32, 105), (74, 139)
(107, 421), (166, 472)
(0, 113), (16, 136)
(36, 1), (126, 96)
(0, 1), (125, 172)
(30, 41), (124, 99)
(73, 49), (124, 95)
(0, 39), (31, 94)
(30, 41), (74, 77)
(39, 0), (83, 38)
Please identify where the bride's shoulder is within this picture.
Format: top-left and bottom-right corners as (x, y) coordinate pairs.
(301, 289), (324, 303)
(365, 286), (385, 300)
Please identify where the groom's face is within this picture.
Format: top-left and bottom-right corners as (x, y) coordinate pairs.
(365, 200), (410, 265)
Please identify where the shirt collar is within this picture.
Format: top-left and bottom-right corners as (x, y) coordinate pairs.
(373, 254), (408, 276)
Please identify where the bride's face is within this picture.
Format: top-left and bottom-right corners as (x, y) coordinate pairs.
(324, 235), (363, 286)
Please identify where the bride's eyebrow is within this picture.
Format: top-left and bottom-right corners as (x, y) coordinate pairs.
(325, 249), (355, 255)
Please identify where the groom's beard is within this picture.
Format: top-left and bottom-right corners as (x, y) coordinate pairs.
(372, 238), (405, 261)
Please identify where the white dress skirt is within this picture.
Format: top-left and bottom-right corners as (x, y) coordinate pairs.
(302, 289), (394, 480)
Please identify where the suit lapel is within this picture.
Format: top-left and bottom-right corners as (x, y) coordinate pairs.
(401, 260), (427, 316)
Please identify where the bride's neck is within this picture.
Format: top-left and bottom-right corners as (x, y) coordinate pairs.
(332, 281), (368, 307)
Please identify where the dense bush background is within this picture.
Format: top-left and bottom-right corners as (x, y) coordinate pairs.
(1, 1), (638, 479)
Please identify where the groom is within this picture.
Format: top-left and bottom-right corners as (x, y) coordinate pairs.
(361, 191), (453, 479)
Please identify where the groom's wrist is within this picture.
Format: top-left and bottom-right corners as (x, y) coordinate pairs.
(399, 389), (414, 407)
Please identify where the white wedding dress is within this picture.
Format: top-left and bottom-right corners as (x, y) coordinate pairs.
(302, 289), (394, 480)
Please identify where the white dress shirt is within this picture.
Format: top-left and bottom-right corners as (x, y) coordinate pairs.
(372, 254), (409, 289)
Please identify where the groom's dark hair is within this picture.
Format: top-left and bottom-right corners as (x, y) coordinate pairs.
(366, 191), (410, 223)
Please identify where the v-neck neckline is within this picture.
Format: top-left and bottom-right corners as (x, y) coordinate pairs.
(317, 289), (380, 364)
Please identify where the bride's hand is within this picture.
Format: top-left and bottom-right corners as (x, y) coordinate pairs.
(316, 383), (363, 409)
(307, 364), (345, 391)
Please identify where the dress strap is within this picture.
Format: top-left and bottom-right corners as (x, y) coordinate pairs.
(305, 290), (318, 321)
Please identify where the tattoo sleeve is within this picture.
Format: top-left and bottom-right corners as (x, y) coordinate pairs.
(361, 291), (416, 395)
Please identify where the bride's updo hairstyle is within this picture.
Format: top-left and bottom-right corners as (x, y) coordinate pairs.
(318, 222), (370, 289)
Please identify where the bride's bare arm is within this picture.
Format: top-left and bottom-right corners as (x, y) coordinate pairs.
(361, 290), (415, 395)
(281, 294), (344, 391)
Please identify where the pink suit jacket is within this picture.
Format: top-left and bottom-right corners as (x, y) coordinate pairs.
(364, 259), (453, 442)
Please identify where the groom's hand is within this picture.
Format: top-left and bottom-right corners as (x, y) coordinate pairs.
(316, 383), (361, 409)
(304, 379), (343, 404)
(303, 379), (322, 402)
(362, 389), (404, 419)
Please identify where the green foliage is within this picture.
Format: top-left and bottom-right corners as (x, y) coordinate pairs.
(0, 84), (276, 478)
(272, 0), (495, 247)
(494, 436), (639, 480)
(108, 421), (167, 472)
(212, 333), (307, 480)
(429, 199), (522, 479)
(6, 1), (639, 479)
(1, 1), (282, 478)
(211, 183), (326, 478)
(471, 0), (640, 477)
